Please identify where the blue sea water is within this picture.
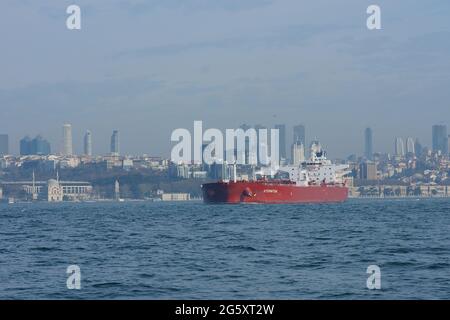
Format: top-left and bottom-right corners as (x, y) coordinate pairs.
(0, 198), (449, 299)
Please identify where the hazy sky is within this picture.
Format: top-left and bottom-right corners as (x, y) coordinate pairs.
(1, 0), (449, 158)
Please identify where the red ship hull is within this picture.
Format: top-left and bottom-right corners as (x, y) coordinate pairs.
(202, 181), (348, 204)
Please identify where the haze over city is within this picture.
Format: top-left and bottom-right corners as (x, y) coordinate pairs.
(1, 0), (450, 157)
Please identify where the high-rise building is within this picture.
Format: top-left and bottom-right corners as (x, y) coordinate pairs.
(20, 135), (51, 155)
(359, 162), (377, 180)
(406, 137), (415, 155)
(31, 135), (51, 155)
(0, 134), (8, 155)
(432, 125), (448, 156)
(293, 125), (306, 145)
(291, 142), (305, 166)
(255, 124), (269, 165)
(20, 136), (32, 155)
(414, 138), (423, 157)
(448, 135), (450, 157)
(63, 124), (73, 156)
(274, 124), (286, 160)
(110, 130), (120, 156)
(395, 137), (405, 157)
(239, 124), (252, 164)
(84, 130), (92, 156)
(364, 128), (373, 160)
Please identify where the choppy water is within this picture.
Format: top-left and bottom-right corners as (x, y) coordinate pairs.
(0, 198), (449, 299)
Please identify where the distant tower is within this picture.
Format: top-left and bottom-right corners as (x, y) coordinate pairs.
(291, 142), (305, 166)
(255, 124), (269, 165)
(364, 128), (373, 160)
(395, 137), (405, 157)
(406, 137), (415, 155)
(414, 138), (423, 157)
(0, 134), (8, 155)
(310, 140), (322, 156)
(274, 124), (286, 161)
(20, 136), (32, 155)
(63, 124), (73, 156)
(84, 130), (92, 156)
(114, 179), (120, 200)
(110, 130), (120, 156)
(293, 125), (306, 145)
(432, 124), (448, 156)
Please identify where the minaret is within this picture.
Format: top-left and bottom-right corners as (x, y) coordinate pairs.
(114, 179), (120, 200)
(32, 170), (38, 201)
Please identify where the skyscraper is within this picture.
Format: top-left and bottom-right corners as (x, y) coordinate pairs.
(255, 124), (269, 165)
(364, 128), (373, 160)
(84, 130), (92, 156)
(274, 124), (286, 160)
(63, 124), (73, 156)
(293, 125), (306, 145)
(395, 137), (405, 157)
(110, 130), (120, 156)
(0, 134), (8, 155)
(20, 136), (32, 155)
(31, 135), (51, 155)
(20, 135), (51, 155)
(406, 137), (415, 155)
(291, 142), (305, 166)
(414, 138), (423, 157)
(432, 125), (448, 156)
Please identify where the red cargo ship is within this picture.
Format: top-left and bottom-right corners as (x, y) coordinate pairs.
(202, 180), (348, 204)
(202, 144), (350, 204)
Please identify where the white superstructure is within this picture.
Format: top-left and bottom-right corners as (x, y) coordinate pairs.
(280, 143), (350, 186)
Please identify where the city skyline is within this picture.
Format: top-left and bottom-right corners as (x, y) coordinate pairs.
(1, 1), (450, 158)
(2, 122), (449, 160)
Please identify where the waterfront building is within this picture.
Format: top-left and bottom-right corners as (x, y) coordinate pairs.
(8, 178), (93, 201)
(47, 179), (63, 202)
(161, 193), (190, 201)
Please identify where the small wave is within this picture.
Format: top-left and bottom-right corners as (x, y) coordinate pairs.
(30, 247), (61, 252)
(91, 282), (124, 289)
(224, 245), (257, 251)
